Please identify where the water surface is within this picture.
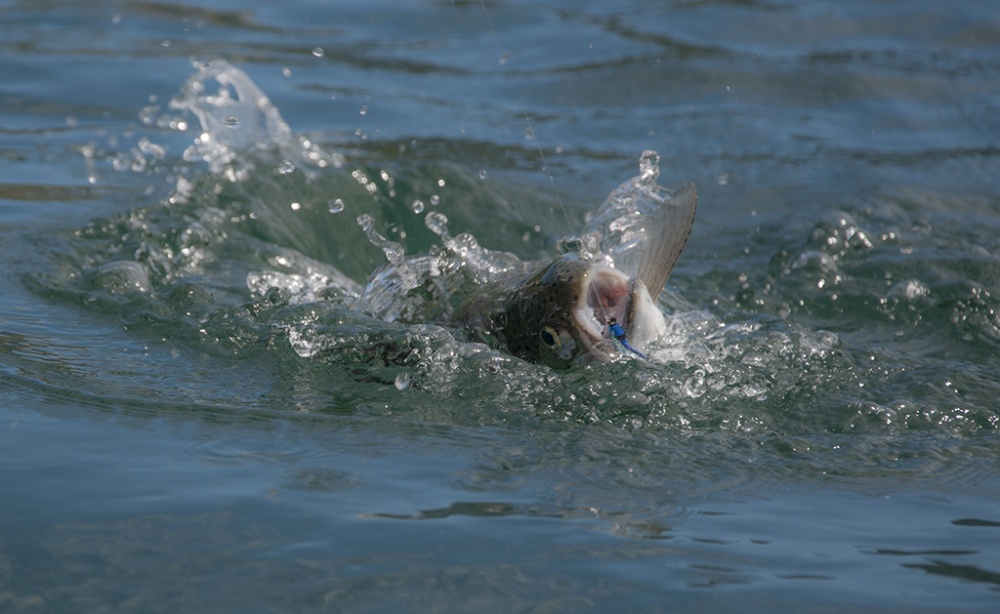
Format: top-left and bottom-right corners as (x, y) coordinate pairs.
(2, 0), (999, 611)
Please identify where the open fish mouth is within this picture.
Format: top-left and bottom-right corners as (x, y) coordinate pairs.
(571, 265), (637, 359)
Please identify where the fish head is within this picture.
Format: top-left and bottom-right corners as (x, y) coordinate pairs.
(499, 255), (665, 368)
(466, 163), (695, 369)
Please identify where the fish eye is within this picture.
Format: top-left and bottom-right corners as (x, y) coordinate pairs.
(539, 326), (561, 350)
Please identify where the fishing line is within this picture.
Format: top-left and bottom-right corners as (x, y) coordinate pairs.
(478, 1), (573, 232)
(479, 2), (645, 362)
(591, 284), (648, 361)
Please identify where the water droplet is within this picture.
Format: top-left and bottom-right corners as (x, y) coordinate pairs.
(359, 105), (368, 116)
(479, 169), (487, 180)
(425, 212), (449, 238)
(328, 198), (345, 214)
(638, 150), (660, 183)
(410, 199), (425, 214)
(357, 214), (405, 264)
(394, 372), (411, 391)
(277, 160), (295, 174)
(223, 115), (240, 128)
(430, 194), (440, 206)
(888, 279), (930, 301)
(312, 47), (325, 58)
(682, 369), (707, 398)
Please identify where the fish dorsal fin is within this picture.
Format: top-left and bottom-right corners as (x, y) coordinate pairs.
(582, 151), (697, 297)
(631, 181), (697, 297)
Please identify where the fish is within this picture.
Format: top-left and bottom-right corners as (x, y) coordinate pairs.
(453, 160), (697, 368)
(73, 61), (694, 373)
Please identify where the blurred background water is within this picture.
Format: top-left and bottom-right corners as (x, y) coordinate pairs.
(2, 0), (999, 611)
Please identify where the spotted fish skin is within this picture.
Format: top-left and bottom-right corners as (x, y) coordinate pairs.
(456, 257), (591, 367)
(454, 170), (696, 368)
(454, 254), (664, 368)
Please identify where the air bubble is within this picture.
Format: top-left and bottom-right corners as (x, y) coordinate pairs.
(223, 115), (240, 128)
(359, 105), (368, 116)
(312, 47), (325, 58)
(328, 198), (345, 214)
(410, 199), (425, 214)
(430, 194), (441, 206)
(479, 169), (487, 180)
(277, 160), (295, 174)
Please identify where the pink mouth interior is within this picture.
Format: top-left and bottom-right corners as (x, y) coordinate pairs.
(585, 269), (630, 335)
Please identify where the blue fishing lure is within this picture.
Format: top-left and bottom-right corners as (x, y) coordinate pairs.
(606, 317), (648, 360)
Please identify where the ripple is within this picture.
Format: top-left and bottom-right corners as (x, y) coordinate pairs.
(182, 434), (319, 467)
(282, 468), (362, 493)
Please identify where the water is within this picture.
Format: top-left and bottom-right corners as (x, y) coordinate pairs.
(2, 0), (999, 611)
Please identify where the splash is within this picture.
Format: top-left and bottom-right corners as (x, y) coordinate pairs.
(168, 59), (343, 180)
(350, 150), (693, 329)
(352, 211), (530, 323)
(580, 150), (697, 297)
(51, 61), (1000, 434)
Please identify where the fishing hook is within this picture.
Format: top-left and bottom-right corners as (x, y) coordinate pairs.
(606, 317), (648, 360)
